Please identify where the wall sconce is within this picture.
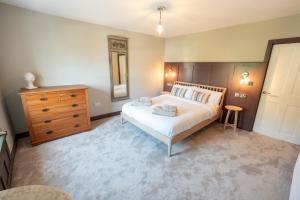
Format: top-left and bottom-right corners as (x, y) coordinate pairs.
(165, 69), (176, 78)
(240, 71), (253, 86)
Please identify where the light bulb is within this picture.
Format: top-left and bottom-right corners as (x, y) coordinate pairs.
(245, 77), (250, 84)
(156, 24), (163, 35)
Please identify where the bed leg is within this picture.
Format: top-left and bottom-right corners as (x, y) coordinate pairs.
(168, 141), (172, 157)
(121, 112), (124, 125)
(219, 111), (223, 123)
(121, 112), (127, 125)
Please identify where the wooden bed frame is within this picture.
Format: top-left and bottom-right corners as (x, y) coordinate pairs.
(121, 81), (227, 157)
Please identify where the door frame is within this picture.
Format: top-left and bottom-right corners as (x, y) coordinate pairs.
(264, 37), (300, 65)
(253, 37), (300, 135)
(253, 37), (300, 132)
(260, 37), (300, 113)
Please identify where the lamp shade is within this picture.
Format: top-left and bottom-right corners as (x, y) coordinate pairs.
(156, 24), (163, 35)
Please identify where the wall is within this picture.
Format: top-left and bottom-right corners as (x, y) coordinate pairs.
(0, 89), (14, 152)
(0, 3), (165, 134)
(165, 14), (300, 62)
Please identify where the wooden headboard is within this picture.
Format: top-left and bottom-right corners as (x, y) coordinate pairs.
(164, 62), (267, 131)
(174, 81), (227, 108)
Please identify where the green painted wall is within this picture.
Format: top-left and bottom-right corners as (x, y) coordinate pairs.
(165, 14), (300, 62)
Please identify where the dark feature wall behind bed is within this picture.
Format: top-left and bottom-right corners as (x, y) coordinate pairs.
(164, 62), (267, 131)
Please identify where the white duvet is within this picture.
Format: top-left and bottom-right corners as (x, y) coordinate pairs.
(122, 94), (219, 138)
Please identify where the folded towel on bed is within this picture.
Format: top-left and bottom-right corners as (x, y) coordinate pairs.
(162, 104), (177, 112)
(139, 97), (151, 103)
(131, 97), (152, 106)
(152, 105), (177, 117)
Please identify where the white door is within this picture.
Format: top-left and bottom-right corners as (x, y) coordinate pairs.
(254, 43), (300, 144)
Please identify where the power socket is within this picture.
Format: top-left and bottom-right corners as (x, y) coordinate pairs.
(234, 92), (247, 98)
(240, 93), (247, 98)
(94, 102), (102, 107)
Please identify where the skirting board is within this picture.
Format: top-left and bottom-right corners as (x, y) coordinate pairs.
(90, 111), (121, 121)
(15, 111), (122, 138)
(15, 131), (29, 139)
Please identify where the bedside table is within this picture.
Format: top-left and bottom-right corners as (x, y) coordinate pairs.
(224, 105), (243, 133)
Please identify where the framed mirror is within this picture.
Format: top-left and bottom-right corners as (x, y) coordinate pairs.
(108, 36), (129, 102)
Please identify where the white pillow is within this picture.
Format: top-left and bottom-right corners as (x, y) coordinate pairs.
(170, 84), (188, 98)
(193, 87), (222, 105)
(184, 88), (194, 99)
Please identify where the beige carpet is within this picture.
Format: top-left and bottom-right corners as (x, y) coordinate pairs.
(13, 116), (300, 200)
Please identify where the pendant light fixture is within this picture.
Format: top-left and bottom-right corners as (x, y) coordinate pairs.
(156, 6), (166, 36)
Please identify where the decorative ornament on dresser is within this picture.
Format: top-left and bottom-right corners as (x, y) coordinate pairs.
(24, 73), (38, 89)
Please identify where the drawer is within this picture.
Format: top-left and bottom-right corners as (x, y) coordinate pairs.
(60, 89), (86, 101)
(29, 103), (87, 119)
(27, 96), (86, 111)
(25, 92), (61, 106)
(33, 120), (89, 142)
(32, 115), (87, 134)
(31, 110), (87, 124)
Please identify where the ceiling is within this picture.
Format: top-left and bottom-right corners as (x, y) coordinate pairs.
(1, 0), (300, 37)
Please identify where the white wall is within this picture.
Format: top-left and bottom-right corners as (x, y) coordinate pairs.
(0, 89), (14, 152)
(165, 14), (300, 62)
(0, 3), (165, 134)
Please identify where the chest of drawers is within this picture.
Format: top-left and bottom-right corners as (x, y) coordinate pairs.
(19, 85), (91, 145)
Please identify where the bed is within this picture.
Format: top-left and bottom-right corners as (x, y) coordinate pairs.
(121, 81), (227, 156)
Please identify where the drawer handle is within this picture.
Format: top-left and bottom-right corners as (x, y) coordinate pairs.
(72, 104), (78, 107)
(74, 124), (80, 128)
(70, 94), (77, 97)
(73, 114), (79, 118)
(42, 108), (50, 112)
(40, 97), (48, 101)
(46, 130), (53, 135)
(44, 120), (52, 123)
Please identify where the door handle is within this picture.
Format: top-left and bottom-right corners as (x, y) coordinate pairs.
(262, 91), (271, 95)
(262, 91), (278, 97)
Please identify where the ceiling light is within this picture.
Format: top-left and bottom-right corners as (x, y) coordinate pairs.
(156, 6), (166, 36)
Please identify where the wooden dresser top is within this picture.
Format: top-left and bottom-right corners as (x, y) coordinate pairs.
(19, 85), (88, 95)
